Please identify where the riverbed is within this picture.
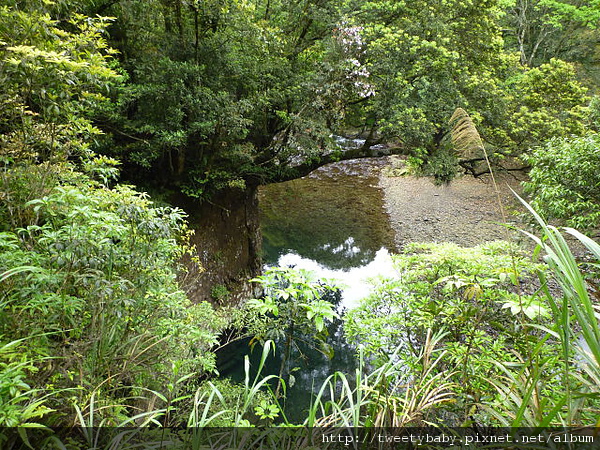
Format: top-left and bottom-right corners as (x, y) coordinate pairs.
(380, 156), (526, 247)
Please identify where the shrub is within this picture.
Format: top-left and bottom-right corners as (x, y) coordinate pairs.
(344, 241), (551, 423)
(210, 284), (231, 303)
(523, 134), (600, 232)
(0, 180), (227, 423)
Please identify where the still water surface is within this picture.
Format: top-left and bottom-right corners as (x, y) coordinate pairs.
(220, 156), (399, 421)
(259, 157), (398, 308)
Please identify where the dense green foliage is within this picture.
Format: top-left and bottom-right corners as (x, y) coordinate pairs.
(97, 0), (358, 196)
(502, 0), (600, 67)
(524, 134), (600, 231)
(345, 241), (556, 423)
(0, 5), (119, 165)
(246, 267), (339, 393)
(67, 0), (595, 190)
(1, 180), (224, 389)
(1, 0), (600, 446)
(0, 0), (228, 432)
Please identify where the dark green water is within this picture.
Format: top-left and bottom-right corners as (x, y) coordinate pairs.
(259, 158), (398, 270)
(219, 157), (399, 422)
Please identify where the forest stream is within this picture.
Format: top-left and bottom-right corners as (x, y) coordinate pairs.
(217, 153), (399, 421)
(216, 147), (526, 422)
(4, 0), (600, 436)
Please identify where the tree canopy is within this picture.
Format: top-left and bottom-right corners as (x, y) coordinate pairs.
(52, 0), (594, 193)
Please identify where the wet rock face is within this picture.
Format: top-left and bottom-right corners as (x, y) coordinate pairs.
(180, 187), (263, 305)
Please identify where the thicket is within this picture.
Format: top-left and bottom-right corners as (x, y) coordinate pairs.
(0, 2), (228, 437)
(524, 134), (600, 232)
(345, 240), (599, 426)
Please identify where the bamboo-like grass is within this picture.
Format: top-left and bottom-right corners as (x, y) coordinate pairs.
(305, 329), (456, 429)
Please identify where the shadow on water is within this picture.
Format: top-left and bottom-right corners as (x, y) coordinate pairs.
(216, 290), (358, 424)
(217, 157), (399, 423)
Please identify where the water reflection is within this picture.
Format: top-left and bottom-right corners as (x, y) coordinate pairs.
(259, 158), (397, 270)
(276, 247), (397, 310)
(219, 158), (398, 422)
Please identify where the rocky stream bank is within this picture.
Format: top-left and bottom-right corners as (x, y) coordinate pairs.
(379, 156), (528, 248)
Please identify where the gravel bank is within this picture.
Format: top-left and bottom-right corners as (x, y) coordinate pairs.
(379, 159), (528, 248)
